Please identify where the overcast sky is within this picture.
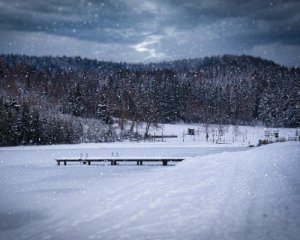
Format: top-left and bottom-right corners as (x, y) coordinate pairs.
(0, 0), (299, 66)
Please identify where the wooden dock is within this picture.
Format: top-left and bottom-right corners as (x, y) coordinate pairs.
(56, 157), (185, 166)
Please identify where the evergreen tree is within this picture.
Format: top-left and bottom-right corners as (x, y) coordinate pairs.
(68, 85), (85, 117)
(31, 109), (42, 144)
(21, 103), (32, 144)
(96, 94), (110, 124)
(0, 98), (9, 145)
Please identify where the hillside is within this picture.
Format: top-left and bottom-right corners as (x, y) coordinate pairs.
(0, 54), (299, 146)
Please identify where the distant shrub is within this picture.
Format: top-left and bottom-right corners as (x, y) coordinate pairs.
(275, 137), (286, 143)
(258, 137), (286, 146)
(257, 139), (271, 146)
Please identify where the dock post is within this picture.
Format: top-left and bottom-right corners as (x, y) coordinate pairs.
(111, 160), (117, 165)
(88, 161), (91, 165)
(64, 161), (66, 166)
(57, 161), (60, 166)
(140, 161), (143, 165)
(162, 160), (168, 166)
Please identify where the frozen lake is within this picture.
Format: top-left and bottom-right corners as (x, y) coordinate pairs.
(0, 142), (247, 165)
(1, 142), (299, 240)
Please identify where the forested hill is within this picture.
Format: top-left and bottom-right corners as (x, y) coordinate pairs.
(0, 54), (299, 145)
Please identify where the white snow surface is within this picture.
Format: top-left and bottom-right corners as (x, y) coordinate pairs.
(0, 141), (300, 240)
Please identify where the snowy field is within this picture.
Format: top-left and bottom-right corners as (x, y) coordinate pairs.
(0, 124), (300, 240)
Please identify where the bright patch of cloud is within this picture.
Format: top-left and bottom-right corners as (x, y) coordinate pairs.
(132, 35), (166, 61)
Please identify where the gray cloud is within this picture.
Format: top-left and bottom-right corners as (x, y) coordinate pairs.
(0, 0), (147, 43)
(0, 0), (299, 66)
(167, 0), (300, 44)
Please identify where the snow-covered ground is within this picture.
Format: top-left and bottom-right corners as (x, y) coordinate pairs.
(143, 123), (298, 146)
(0, 137), (299, 240)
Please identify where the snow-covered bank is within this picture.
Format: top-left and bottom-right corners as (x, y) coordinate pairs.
(0, 142), (299, 240)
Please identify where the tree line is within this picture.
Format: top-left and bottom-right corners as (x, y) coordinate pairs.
(0, 54), (299, 145)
